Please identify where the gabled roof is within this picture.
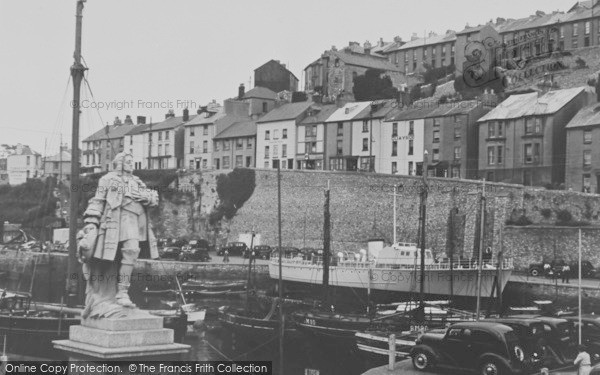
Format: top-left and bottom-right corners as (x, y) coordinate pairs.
(244, 86), (277, 101)
(424, 100), (486, 118)
(254, 60), (299, 81)
(44, 150), (71, 162)
(325, 102), (372, 123)
(299, 105), (339, 125)
(125, 124), (151, 136)
(214, 120), (257, 139)
(329, 50), (403, 72)
(393, 33), (456, 52)
(352, 100), (397, 120)
(566, 104), (600, 129)
(256, 101), (313, 124)
(384, 106), (438, 122)
(184, 109), (226, 127)
(142, 116), (186, 132)
(83, 124), (138, 142)
(477, 87), (586, 122)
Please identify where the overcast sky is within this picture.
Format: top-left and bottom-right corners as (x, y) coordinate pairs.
(0, 0), (571, 155)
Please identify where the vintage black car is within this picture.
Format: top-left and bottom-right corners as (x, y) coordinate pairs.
(529, 260), (596, 278)
(217, 242), (248, 256)
(564, 315), (600, 361)
(244, 245), (272, 259)
(410, 321), (526, 375)
(535, 316), (577, 365)
(178, 247), (211, 262)
(158, 246), (182, 260)
(483, 317), (546, 369)
(188, 238), (214, 252)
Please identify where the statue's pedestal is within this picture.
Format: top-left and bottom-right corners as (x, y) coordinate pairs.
(53, 312), (190, 373)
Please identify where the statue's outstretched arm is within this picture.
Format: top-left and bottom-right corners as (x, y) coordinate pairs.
(83, 176), (109, 226)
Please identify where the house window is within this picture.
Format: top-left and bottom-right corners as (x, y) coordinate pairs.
(273, 130), (279, 140)
(409, 121), (414, 135)
(264, 161), (270, 168)
(433, 130), (440, 143)
(454, 146), (461, 160)
(282, 144), (287, 158)
(433, 118), (441, 127)
(265, 131), (270, 140)
(560, 26), (565, 38)
(158, 132), (162, 141)
(362, 120), (369, 133)
(583, 174), (592, 192)
(264, 146), (270, 159)
(337, 122), (343, 136)
(584, 129), (592, 143)
(165, 144), (170, 155)
(534, 117), (543, 133)
(235, 155), (243, 167)
(451, 167), (460, 178)
(584, 150), (592, 166)
(392, 123), (398, 137)
(190, 127), (195, 137)
(223, 141), (230, 151)
(203, 125), (208, 135)
(305, 125), (316, 137)
(487, 146), (495, 165)
(408, 161), (414, 175)
(308, 142), (317, 153)
(129, 137), (133, 145)
(262, 102), (268, 113)
(573, 23), (579, 37)
(282, 129), (288, 139)
(488, 122), (496, 138)
(247, 138), (253, 149)
(236, 138), (243, 149)
(524, 144), (533, 163)
(432, 149), (440, 162)
(215, 141), (220, 151)
(391, 162), (397, 174)
(392, 141), (398, 156)
(202, 159), (207, 169)
(534, 143), (540, 162)
(362, 138), (369, 151)
(189, 160), (194, 170)
(26, 156), (30, 165)
(337, 140), (343, 155)
(525, 118), (533, 134)
(272, 145), (278, 158)
(223, 156), (230, 169)
(158, 145), (162, 156)
(408, 140), (414, 155)
(497, 146), (503, 164)
(573, 38), (579, 48)
(360, 157), (372, 171)
(148, 133), (152, 142)
(454, 127), (461, 139)
(165, 131), (170, 140)
(498, 121), (504, 137)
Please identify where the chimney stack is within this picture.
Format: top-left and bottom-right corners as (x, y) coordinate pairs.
(496, 17), (506, 25)
(428, 31), (436, 38)
(393, 36), (402, 43)
(124, 115), (133, 125)
(379, 37), (384, 47)
(113, 116), (122, 125)
(411, 33), (419, 41)
(165, 109), (175, 119)
(364, 40), (372, 55)
(238, 83), (245, 99)
(136, 116), (146, 125)
(183, 108), (189, 122)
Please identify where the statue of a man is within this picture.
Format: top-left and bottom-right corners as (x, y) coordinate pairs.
(79, 152), (159, 318)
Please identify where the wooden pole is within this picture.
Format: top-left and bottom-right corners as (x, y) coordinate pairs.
(323, 180), (331, 305)
(277, 164), (284, 374)
(419, 152), (429, 316)
(393, 185), (397, 244)
(579, 228), (582, 345)
(388, 334), (396, 370)
(476, 179), (486, 320)
(67, 0), (87, 308)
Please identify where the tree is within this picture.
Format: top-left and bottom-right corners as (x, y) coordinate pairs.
(352, 69), (399, 101)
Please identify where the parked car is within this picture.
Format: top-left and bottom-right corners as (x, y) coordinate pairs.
(159, 246), (182, 260)
(188, 238), (215, 252)
(534, 316), (577, 366)
(244, 245), (272, 259)
(564, 315), (600, 362)
(483, 317), (547, 370)
(217, 242), (248, 256)
(410, 321), (526, 375)
(178, 247), (211, 262)
(528, 260), (596, 278)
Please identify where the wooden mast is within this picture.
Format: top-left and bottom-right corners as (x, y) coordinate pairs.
(475, 179), (486, 319)
(418, 151), (429, 321)
(67, 0), (87, 307)
(277, 164), (284, 374)
(323, 180), (331, 306)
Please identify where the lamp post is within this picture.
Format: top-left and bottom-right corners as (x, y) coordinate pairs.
(304, 153), (309, 170)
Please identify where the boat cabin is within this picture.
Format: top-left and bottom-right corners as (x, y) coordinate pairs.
(374, 242), (435, 267)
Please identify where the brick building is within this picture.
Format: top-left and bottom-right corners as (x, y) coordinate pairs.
(477, 87), (588, 186)
(254, 60), (299, 93)
(565, 102), (600, 192)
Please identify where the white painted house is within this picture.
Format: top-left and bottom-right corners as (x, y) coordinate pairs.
(381, 107), (429, 175)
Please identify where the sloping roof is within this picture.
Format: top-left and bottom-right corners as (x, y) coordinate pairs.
(214, 114), (253, 135)
(255, 60), (299, 81)
(83, 124), (138, 142)
(214, 120), (257, 139)
(15, 145), (41, 156)
(384, 106), (438, 122)
(456, 25), (488, 35)
(44, 150), (71, 162)
(424, 100), (487, 118)
(325, 102), (372, 123)
(330, 50), (403, 72)
(352, 100), (397, 120)
(256, 101), (313, 123)
(566, 104), (600, 129)
(300, 105), (339, 125)
(184, 109), (226, 127)
(395, 32), (456, 51)
(125, 124), (151, 136)
(477, 87), (585, 122)
(244, 86), (277, 100)
(142, 116), (186, 132)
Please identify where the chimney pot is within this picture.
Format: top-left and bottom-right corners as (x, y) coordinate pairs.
(238, 83), (245, 99)
(183, 108), (190, 122)
(136, 116), (146, 125)
(113, 116), (122, 125)
(411, 33), (419, 41)
(124, 115), (133, 125)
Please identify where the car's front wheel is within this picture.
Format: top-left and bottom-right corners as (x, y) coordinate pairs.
(530, 268), (540, 277)
(412, 351), (432, 371)
(479, 360), (503, 375)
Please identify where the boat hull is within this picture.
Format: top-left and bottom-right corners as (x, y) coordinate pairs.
(269, 262), (512, 298)
(217, 308), (301, 343)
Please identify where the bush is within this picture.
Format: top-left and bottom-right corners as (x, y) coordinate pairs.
(575, 57), (588, 69)
(209, 168), (256, 225)
(556, 209), (572, 224)
(540, 208), (553, 219)
(506, 215), (532, 226)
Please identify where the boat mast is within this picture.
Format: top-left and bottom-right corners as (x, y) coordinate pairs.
(277, 164), (284, 374)
(323, 180), (331, 306)
(475, 179), (486, 319)
(418, 152), (429, 318)
(246, 229), (255, 313)
(393, 185), (397, 244)
(67, 0), (87, 307)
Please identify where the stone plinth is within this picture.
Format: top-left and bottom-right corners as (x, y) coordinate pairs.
(53, 310), (190, 367)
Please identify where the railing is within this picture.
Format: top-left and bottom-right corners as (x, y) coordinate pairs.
(270, 257), (514, 270)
